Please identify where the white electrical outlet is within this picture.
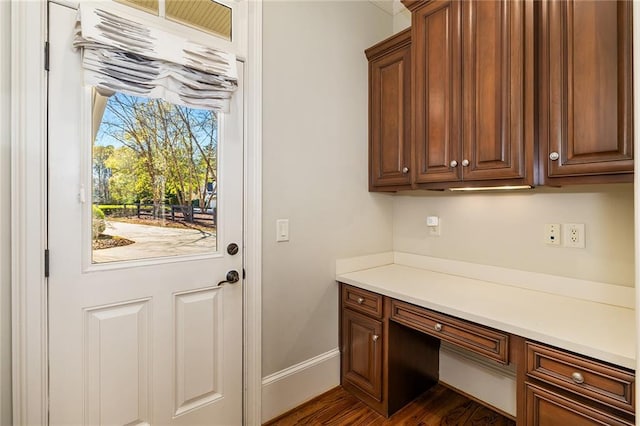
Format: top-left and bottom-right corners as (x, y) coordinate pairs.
(564, 223), (585, 248)
(544, 223), (561, 246)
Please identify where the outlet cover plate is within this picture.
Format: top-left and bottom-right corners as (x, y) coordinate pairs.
(564, 223), (585, 248)
(544, 223), (561, 246)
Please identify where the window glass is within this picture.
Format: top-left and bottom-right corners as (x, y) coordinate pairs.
(166, 0), (232, 40)
(92, 91), (219, 263)
(115, 0), (160, 14)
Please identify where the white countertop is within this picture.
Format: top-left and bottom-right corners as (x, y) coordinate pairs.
(336, 253), (636, 370)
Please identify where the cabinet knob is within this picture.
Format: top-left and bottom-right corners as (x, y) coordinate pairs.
(434, 323), (443, 332)
(571, 372), (585, 384)
(549, 152), (560, 161)
(357, 297), (364, 305)
(450, 160), (458, 168)
(461, 159), (470, 167)
(402, 166), (409, 174)
(372, 334), (379, 342)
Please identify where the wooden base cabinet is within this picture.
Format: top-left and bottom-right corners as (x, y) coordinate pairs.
(341, 308), (383, 402)
(523, 341), (635, 425)
(339, 284), (636, 423)
(339, 284), (439, 417)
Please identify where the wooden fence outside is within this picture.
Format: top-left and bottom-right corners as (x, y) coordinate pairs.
(99, 203), (216, 226)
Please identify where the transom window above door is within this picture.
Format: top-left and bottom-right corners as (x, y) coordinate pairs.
(116, 0), (232, 40)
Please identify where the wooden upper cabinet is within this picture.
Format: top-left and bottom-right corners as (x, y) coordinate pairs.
(461, 0), (533, 182)
(539, 0), (634, 185)
(366, 29), (412, 191)
(407, 0), (534, 188)
(411, 0), (461, 184)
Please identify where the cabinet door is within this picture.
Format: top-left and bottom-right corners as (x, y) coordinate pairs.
(412, 0), (462, 184)
(461, 0), (534, 182)
(368, 32), (412, 190)
(526, 383), (633, 426)
(540, 0), (633, 183)
(341, 308), (383, 401)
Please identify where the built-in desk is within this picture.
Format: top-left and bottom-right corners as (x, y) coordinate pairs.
(336, 253), (636, 425)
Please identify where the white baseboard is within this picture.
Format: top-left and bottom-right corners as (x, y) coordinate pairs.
(261, 348), (340, 423)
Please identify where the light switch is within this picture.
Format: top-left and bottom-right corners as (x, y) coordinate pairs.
(276, 219), (289, 242)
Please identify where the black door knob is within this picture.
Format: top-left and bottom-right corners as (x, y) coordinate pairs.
(217, 270), (240, 286)
(227, 243), (239, 255)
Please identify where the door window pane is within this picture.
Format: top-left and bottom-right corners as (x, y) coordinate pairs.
(92, 91), (218, 263)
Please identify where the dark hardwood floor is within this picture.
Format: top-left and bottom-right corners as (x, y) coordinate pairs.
(264, 384), (515, 426)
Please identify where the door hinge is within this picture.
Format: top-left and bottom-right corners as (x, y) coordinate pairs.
(44, 249), (50, 277)
(44, 41), (50, 71)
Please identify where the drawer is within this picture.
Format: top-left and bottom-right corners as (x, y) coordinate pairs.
(526, 382), (634, 426)
(390, 300), (509, 364)
(526, 342), (635, 415)
(341, 284), (383, 319)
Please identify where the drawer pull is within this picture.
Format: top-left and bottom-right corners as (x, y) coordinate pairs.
(372, 334), (379, 342)
(571, 372), (585, 384)
(434, 323), (443, 332)
(357, 297), (364, 305)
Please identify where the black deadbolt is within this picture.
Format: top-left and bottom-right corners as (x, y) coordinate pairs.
(227, 243), (239, 255)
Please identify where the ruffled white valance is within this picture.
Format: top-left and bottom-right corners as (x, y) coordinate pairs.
(73, 5), (238, 111)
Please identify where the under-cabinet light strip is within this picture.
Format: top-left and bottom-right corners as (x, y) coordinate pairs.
(448, 185), (533, 192)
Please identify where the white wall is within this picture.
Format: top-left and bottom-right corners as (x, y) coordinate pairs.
(393, 185), (635, 286)
(262, 0), (393, 378)
(0, 1), (11, 425)
(393, 1), (410, 32)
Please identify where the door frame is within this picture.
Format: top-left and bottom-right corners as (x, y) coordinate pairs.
(10, 1), (263, 424)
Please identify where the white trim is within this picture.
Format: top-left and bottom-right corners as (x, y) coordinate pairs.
(0, 1), (12, 425)
(243, 0), (262, 425)
(12, 1), (262, 425)
(261, 349), (340, 424)
(10, 1), (48, 425)
(633, 2), (640, 425)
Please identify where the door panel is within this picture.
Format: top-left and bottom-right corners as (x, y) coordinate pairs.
(341, 309), (383, 401)
(369, 40), (412, 188)
(542, 0), (633, 178)
(526, 383), (633, 426)
(85, 300), (151, 425)
(48, 4), (243, 425)
(462, 0), (527, 181)
(412, 0), (461, 183)
(174, 287), (223, 416)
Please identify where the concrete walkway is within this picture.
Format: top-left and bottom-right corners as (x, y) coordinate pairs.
(93, 220), (217, 263)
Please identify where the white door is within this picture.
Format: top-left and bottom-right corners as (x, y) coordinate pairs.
(48, 3), (244, 425)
